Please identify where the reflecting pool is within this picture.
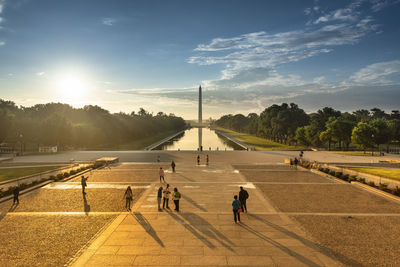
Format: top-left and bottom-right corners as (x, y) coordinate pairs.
(155, 127), (244, 150)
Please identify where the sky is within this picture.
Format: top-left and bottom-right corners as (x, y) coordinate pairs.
(0, 0), (399, 119)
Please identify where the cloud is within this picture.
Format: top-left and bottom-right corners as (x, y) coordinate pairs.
(36, 72), (45, 76)
(350, 60), (400, 84)
(102, 18), (115, 26)
(0, 41), (4, 46)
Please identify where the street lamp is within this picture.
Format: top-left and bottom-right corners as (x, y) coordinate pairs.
(19, 134), (23, 156)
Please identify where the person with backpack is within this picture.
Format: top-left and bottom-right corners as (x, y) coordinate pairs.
(124, 186), (133, 211)
(232, 195), (241, 223)
(163, 184), (171, 209)
(239, 186), (249, 213)
(172, 187), (181, 212)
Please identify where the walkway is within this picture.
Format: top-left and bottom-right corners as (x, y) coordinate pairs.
(71, 161), (341, 266)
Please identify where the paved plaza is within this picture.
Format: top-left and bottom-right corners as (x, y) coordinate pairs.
(1, 151), (400, 266)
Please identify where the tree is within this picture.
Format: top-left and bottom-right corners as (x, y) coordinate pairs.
(389, 119), (400, 144)
(295, 127), (310, 146)
(351, 122), (376, 153)
(370, 118), (392, 152)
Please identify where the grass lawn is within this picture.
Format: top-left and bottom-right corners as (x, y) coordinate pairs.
(215, 127), (300, 150)
(348, 167), (400, 181)
(335, 152), (382, 157)
(0, 166), (62, 182)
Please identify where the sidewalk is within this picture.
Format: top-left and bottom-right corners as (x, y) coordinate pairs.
(70, 161), (341, 266)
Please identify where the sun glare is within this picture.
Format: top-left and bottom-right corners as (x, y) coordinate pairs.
(55, 73), (89, 101)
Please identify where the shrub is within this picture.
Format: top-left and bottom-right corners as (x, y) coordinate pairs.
(368, 181), (376, 187)
(63, 172), (70, 178)
(323, 168), (329, 173)
(70, 170), (76, 175)
(358, 178), (366, 183)
(49, 175), (55, 180)
(348, 176), (357, 183)
(378, 183), (388, 190)
(329, 170), (336, 176)
(342, 174), (350, 181)
(391, 186), (400, 196)
(56, 173), (64, 180)
(334, 172), (343, 178)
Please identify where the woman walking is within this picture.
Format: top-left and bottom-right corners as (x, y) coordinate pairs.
(124, 186), (133, 211)
(232, 195), (241, 223)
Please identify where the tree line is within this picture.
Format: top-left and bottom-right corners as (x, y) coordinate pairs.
(0, 100), (186, 150)
(214, 103), (400, 152)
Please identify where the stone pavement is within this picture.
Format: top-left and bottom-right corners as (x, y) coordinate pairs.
(71, 160), (342, 266)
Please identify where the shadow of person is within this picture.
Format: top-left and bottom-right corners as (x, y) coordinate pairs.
(8, 202), (19, 212)
(181, 195), (207, 212)
(167, 210), (215, 248)
(132, 212), (164, 247)
(247, 214), (359, 266)
(82, 192), (90, 215)
(180, 212), (234, 251)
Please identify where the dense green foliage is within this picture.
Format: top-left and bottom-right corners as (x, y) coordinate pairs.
(0, 100), (186, 150)
(215, 103), (400, 151)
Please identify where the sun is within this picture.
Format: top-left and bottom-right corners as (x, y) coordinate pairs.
(55, 73), (88, 100)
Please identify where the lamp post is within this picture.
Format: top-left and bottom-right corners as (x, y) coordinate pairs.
(19, 134), (23, 156)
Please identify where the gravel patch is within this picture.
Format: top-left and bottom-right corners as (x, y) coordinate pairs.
(257, 184), (400, 213)
(0, 214), (116, 267)
(240, 170), (334, 183)
(0, 188), (146, 212)
(292, 215), (400, 266)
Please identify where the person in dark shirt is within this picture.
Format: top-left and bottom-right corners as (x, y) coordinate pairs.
(239, 186), (249, 213)
(13, 187), (20, 204)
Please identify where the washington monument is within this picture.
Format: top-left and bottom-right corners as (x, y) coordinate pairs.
(198, 85), (202, 123)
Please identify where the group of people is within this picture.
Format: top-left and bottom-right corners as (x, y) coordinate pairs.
(231, 186), (249, 223)
(157, 184), (181, 211)
(196, 154), (209, 165)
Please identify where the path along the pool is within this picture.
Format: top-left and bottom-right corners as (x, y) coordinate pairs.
(71, 160), (341, 267)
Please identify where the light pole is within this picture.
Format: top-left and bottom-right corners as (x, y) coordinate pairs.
(19, 134), (23, 156)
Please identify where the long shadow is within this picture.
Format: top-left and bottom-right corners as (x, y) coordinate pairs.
(8, 202), (19, 212)
(180, 212), (235, 251)
(82, 193), (90, 215)
(248, 214), (362, 266)
(177, 173), (196, 182)
(239, 222), (321, 267)
(132, 212), (164, 247)
(181, 195), (207, 212)
(167, 211), (215, 248)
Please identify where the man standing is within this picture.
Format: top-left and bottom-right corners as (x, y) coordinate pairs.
(13, 187), (20, 205)
(81, 175), (88, 194)
(171, 160), (176, 173)
(172, 187), (181, 212)
(159, 167), (165, 183)
(206, 155), (209, 165)
(239, 186), (249, 213)
(157, 186), (163, 211)
(197, 155), (200, 165)
(232, 195), (241, 223)
(163, 184), (171, 209)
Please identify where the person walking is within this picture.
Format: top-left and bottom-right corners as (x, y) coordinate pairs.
(124, 186), (133, 211)
(13, 187), (20, 204)
(197, 155), (200, 165)
(81, 175), (88, 194)
(171, 160), (176, 173)
(157, 186), (163, 211)
(159, 167), (165, 183)
(163, 184), (171, 209)
(294, 157), (299, 169)
(172, 187), (181, 212)
(239, 186), (249, 213)
(206, 155), (209, 165)
(232, 195), (241, 223)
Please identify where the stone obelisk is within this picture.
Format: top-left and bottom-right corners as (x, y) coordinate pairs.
(198, 85), (202, 123)
(198, 85), (203, 151)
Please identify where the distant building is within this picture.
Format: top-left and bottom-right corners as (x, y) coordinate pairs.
(38, 146), (58, 153)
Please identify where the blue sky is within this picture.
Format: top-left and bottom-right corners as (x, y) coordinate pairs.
(0, 0), (399, 119)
